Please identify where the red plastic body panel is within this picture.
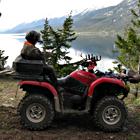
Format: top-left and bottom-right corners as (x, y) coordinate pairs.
(70, 70), (97, 86)
(88, 77), (126, 97)
(19, 81), (58, 96)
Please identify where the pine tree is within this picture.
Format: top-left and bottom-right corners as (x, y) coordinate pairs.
(0, 50), (8, 70)
(115, 0), (140, 73)
(48, 14), (77, 66)
(41, 14), (77, 76)
(41, 18), (53, 63)
(61, 13), (77, 63)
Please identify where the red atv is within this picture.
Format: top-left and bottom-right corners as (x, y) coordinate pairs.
(13, 54), (130, 132)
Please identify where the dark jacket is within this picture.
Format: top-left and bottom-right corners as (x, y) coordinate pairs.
(21, 41), (44, 60)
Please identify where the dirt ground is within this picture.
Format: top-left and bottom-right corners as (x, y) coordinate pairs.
(0, 78), (140, 140)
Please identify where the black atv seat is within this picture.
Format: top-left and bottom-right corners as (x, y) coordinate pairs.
(57, 76), (68, 86)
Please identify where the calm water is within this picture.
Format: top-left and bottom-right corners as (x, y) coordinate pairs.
(0, 34), (116, 72)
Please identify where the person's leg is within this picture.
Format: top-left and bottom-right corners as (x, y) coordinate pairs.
(43, 65), (57, 86)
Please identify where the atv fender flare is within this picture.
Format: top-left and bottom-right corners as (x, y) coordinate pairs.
(19, 81), (61, 112)
(19, 81), (58, 96)
(88, 77), (128, 97)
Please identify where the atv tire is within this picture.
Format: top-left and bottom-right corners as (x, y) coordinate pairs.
(18, 94), (54, 130)
(93, 96), (127, 132)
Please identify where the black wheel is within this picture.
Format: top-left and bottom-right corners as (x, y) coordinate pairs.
(93, 96), (127, 132)
(18, 94), (54, 130)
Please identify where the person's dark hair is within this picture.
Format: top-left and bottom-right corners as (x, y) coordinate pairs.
(25, 30), (41, 45)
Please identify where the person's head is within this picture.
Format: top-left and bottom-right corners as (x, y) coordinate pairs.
(25, 30), (41, 45)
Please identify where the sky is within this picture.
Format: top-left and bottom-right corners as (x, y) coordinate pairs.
(0, 0), (123, 31)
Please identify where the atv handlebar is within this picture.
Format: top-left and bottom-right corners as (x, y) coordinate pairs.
(81, 54), (101, 69)
(98, 70), (140, 84)
(85, 54), (101, 62)
(80, 54), (140, 83)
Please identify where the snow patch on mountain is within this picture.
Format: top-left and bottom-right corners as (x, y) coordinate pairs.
(104, 11), (114, 16)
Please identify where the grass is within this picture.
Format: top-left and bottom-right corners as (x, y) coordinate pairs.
(128, 135), (139, 140)
(132, 98), (140, 106)
(0, 78), (24, 107)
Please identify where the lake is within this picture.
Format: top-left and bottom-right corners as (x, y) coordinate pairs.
(0, 33), (116, 72)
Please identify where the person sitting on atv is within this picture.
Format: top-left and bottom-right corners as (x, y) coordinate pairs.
(21, 30), (58, 88)
(117, 64), (140, 83)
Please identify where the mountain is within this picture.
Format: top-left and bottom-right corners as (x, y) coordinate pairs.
(74, 0), (137, 34)
(3, 0), (137, 34)
(5, 17), (66, 33)
(5, 19), (45, 33)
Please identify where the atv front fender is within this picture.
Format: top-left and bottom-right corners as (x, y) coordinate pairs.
(88, 77), (129, 97)
(19, 81), (58, 96)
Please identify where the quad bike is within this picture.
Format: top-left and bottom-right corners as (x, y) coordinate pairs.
(13, 54), (136, 132)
